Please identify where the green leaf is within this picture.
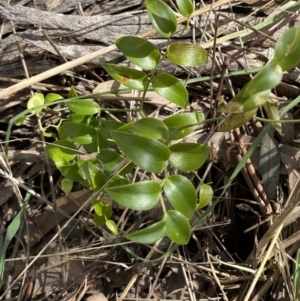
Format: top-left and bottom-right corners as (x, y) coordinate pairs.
(115, 36), (160, 70)
(166, 43), (208, 67)
(14, 116), (27, 126)
(111, 131), (170, 173)
(106, 220), (118, 235)
(58, 163), (87, 184)
(67, 99), (100, 115)
(274, 26), (300, 71)
(97, 149), (127, 173)
(61, 178), (73, 196)
(62, 122), (96, 144)
(131, 118), (169, 141)
(45, 140), (77, 167)
(163, 175), (196, 219)
(152, 73), (188, 108)
(78, 161), (106, 191)
(126, 220), (166, 244)
(145, 0), (177, 38)
(105, 181), (161, 211)
(169, 143), (210, 172)
(102, 63), (148, 91)
(68, 86), (78, 98)
(219, 109), (257, 132)
(164, 112), (204, 140)
(165, 210), (191, 244)
(27, 93), (44, 114)
(264, 101), (282, 135)
(70, 114), (92, 124)
(197, 184), (213, 209)
(92, 198), (113, 227)
(175, 0), (193, 16)
(45, 93), (63, 104)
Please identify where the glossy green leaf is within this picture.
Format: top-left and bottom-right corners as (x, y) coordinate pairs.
(78, 161), (105, 191)
(274, 26), (300, 71)
(165, 210), (191, 244)
(97, 149), (126, 173)
(131, 118), (169, 141)
(27, 93), (44, 114)
(111, 131), (170, 173)
(61, 178), (73, 196)
(106, 220), (118, 235)
(45, 140), (77, 167)
(145, 0), (177, 38)
(219, 109), (257, 132)
(176, 0), (193, 16)
(152, 73), (188, 108)
(70, 114), (92, 124)
(126, 220), (166, 244)
(115, 36), (160, 70)
(197, 184), (213, 209)
(163, 175), (196, 219)
(106, 176), (131, 188)
(169, 143), (210, 172)
(45, 93), (63, 104)
(67, 99), (100, 115)
(62, 122), (96, 144)
(164, 112), (204, 140)
(166, 43), (208, 67)
(102, 63), (148, 91)
(105, 181), (161, 211)
(99, 119), (124, 139)
(58, 163), (86, 184)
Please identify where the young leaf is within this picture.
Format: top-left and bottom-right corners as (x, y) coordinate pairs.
(145, 0), (177, 38)
(67, 99), (100, 115)
(104, 181), (161, 211)
(62, 122), (96, 144)
(106, 220), (118, 235)
(152, 73), (188, 108)
(164, 112), (204, 140)
(163, 175), (196, 219)
(111, 131), (170, 173)
(102, 63), (147, 91)
(45, 140), (77, 167)
(130, 118), (169, 141)
(68, 86), (78, 98)
(61, 178), (73, 196)
(169, 143), (210, 172)
(175, 0), (193, 17)
(45, 93), (63, 104)
(197, 184), (213, 209)
(58, 163), (87, 184)
(126, 220), (166, 244)
(166, 43), (208, 67)
(78, 161), (106, 191)
(165, 210), (191, 244)
(115, 36), (160, 70)
(27, 93), (44, 114)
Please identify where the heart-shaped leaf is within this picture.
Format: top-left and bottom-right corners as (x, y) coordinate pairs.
(152, 73), (188, 108)
(62, 122), (96, 144)
(169, 143), (210, 172)
(102, 63), (148, 90)
(197, 184), (213, 209)
(175, 0), (193, 16)
(145, 0), (177, 38)
(67, 99), (100, 115)
(115, 36), (160, 70)
(163, 175), (196, 219)
(131, 118), (169, 141)
(165, 210), (191, 244)
(167, 43), (208, 67)
(111, 131), (170, 173)
(126, 220), (166, 244)
(27, 93), (44, 114)
(105, 181), (161, 211)
(164, 112), (204, 140)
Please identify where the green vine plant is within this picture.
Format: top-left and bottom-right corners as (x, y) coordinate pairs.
(13, 0), (212, 245)
(12, 1), (300, 246)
